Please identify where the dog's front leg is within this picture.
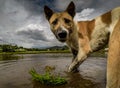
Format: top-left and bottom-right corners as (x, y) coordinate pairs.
(68, 36), (91, 72)
(71, 48), (78, 62)
(68, 48), (88, 72)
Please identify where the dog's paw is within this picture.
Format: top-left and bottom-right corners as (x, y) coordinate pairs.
(68, 65), (79, 73)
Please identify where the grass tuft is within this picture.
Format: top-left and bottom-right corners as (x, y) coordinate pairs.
(29, 68), (67, 86)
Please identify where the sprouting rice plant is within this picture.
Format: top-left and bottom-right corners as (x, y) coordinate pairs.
(29, 67), (67, 86)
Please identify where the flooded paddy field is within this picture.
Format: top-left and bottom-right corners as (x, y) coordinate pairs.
(0, 53), (107, 88)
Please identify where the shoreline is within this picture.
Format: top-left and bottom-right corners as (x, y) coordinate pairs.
(0, 50), (107, 57)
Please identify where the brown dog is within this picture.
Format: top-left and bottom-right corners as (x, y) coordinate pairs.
(44, 2), (120, 88)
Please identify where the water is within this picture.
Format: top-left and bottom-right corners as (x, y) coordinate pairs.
(0, 53), (106, 88)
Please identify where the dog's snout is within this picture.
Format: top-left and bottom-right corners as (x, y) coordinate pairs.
(58, 31), (67, 38)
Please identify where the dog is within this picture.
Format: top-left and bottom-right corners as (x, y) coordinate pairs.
(44, 2), (120, 88)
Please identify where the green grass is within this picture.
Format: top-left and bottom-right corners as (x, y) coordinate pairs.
(0, 50), (70, 55)
(29, 68), (67, 86)
(0, 49), (107, 57)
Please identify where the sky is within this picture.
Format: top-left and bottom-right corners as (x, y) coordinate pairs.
(0, 0), (120, 48)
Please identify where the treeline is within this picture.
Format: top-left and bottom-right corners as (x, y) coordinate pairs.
(26, 45), (69, 51)
(0, 44), (69, 52)
(0, 44), (25, 52)
(45, 46), (69, 51)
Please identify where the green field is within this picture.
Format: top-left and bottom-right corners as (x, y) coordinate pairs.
(0, 50), (70, 54)
(0, 44), (107, 57)
(0, 50), (107, 58)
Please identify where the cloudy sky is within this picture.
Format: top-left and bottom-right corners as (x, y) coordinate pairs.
(0, 0), (120, 48)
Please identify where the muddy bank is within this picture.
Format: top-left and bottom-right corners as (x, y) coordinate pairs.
(0, 53), (106, 88)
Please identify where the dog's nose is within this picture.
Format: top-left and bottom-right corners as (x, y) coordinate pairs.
(58, 30), (67, 39)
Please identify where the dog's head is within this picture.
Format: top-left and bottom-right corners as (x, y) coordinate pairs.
(44, 2), (75, 42)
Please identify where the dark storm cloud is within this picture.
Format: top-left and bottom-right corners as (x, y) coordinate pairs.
(16, 24), (49, 41)
(0, 0), (120, 48)
(14, 0), (56, 15)
(12, 0), (120, 20)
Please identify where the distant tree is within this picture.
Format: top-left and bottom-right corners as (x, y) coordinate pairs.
(2, 45), (15, 52)
(19, 46), (24, 49)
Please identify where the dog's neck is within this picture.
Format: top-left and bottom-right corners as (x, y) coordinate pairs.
(66, 21), (79, 50)
(65, 20), (95, 51)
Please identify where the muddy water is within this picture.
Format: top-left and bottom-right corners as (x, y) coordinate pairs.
(0, 53), (106, 88)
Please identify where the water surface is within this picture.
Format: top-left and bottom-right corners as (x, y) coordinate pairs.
(0, 53), (106, 88)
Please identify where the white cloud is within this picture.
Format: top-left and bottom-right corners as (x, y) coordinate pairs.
(0, 36), (2, 40)
(74, 8), (95, 21)
(16, 24), (49, 41)
(15, 23), (63, 48)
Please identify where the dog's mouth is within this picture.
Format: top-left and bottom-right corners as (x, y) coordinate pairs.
(55, 34), (67, 43)
(58, 36), (67, 43)
(58, 38), (67, 42)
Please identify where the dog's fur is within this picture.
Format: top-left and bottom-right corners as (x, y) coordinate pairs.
(44, 2), (120, 88)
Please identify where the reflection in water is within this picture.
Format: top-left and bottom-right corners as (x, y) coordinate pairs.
(32, 72), (99, 88)
(0, 54), (23, 61)
(65, 72), (99, 88)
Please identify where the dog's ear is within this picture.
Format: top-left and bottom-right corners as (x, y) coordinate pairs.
(44, 6), (54, 20)
(66, 1), (75, 18)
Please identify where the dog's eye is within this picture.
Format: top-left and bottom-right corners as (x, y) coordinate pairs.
(52, 19), (58, 25)
(64, 18), (71, 23)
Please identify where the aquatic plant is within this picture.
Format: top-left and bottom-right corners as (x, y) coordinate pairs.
(29, 67), (67, 86)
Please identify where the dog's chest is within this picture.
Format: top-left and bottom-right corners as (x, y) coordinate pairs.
(66, 34), (79, 51)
